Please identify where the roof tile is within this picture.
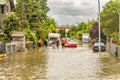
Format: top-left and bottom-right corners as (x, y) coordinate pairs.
(11, 32), (25, 37)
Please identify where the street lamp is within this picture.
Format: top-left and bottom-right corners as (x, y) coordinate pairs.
(107, 4), (120, 40)
(98, 0), (101, 52)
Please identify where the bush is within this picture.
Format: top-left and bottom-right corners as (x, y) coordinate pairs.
(24, 29), (37, 45)
(118, 40), (120, 45)
(115, 47), (118, 57)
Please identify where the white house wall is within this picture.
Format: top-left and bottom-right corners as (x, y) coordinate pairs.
(4, 1), (11, 15)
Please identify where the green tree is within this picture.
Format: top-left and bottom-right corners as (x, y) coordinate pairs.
(86, 20), (96, 33)
(3, 13), (20, 41)
(15, 0), (30, 29)
(68, 22), (88, 39)
(101, 0), (120, 38)
(58, 29), (66, 39)
(36, 0), (50, 21)
(24, 29), (37, 44)
(77, 22), (87, 32)
(67, 25), (77, 39)
(40, 18), (56, 39)
(15, 0), (49, 29)
(15, 0), (50, 40)
(70, 31), (77, 39)
(77, 31), (82, 40)
(70, 25), (77, 32)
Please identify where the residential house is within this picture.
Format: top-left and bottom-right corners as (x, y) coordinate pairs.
(57, 24), (72, 37)
(57, 24), (72, 33)
(0, 0), (14, 29)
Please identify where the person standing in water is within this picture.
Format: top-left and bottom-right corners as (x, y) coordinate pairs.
(61, 39), (65, 48)
(56, 39), (60, 48)
(44, 39), (48, 47)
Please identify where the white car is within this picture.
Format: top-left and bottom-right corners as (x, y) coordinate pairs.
(93, 42), (106, 52)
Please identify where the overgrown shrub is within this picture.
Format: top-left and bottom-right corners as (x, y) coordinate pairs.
(115, 47), (118, 57)
(24, 29), (37, 45)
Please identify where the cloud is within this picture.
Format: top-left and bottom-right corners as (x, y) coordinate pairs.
(47, 0), (110, 25)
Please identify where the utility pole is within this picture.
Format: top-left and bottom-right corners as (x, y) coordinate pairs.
(98, 0), (101, 53)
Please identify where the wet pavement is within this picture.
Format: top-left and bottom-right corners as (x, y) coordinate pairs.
(0, 44), (120, 80)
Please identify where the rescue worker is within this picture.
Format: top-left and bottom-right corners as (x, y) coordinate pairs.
(65, 39), (67, 44)
(61, 39), (65, 48)
(44, 39), (48, 47)
(39, 39), (43, 47)
(56, 39), (60, 48)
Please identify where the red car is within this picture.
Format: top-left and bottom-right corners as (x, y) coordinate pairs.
(64, 41), (77, 47)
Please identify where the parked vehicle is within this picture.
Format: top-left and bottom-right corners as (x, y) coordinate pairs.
(64, 40), (77, 47)
(82, 33), (90, 43)
(48, 33), (60, 46)
(93, 42), (106, 52)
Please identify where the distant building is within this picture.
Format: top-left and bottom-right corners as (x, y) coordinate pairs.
(57, 24), (72, 33)
(57, 24), (73, 37)
(0, 0), (14, 29)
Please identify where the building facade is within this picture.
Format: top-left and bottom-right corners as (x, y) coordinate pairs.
(57, 24), (72, 33)
(0, 0), (14, 29)
(57, 24), (72, 37)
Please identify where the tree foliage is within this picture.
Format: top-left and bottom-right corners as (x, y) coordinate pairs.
(2, 0), (56, 43)
(13, 0), (56, 41)
(3, 13), (20, 41)
(101, 0), (120, 37)
(58, 29), (66, 39)
(77, 22), (87, 32)
(41, 18), (57, 39)
(86, 20), (96, 33)
(67, 20), (95, 39)
(24, 29), (37, 44)
(77, 31), (82, 40)
(89, 22), (106, 39)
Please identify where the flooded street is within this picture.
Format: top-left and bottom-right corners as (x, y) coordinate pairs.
(0, 44), (120, 80)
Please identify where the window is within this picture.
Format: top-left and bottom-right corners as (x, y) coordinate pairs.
(6, 5), (9, 12)
(0, 5), (4, 13)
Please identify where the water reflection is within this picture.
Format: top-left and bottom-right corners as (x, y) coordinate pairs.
(98, 53), (120, 79)
(46, 45), (120, 80)
(0, 45), (120, 80)
(0, 48), (48, 80)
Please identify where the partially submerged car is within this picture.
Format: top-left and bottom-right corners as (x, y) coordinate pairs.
(92, 42), (106, 52)
(64, 40), (77, 47)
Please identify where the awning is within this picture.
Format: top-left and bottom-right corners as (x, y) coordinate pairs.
(48, 33), (60, 38)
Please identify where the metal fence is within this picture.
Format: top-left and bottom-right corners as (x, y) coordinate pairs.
(108, 43), (120, 57)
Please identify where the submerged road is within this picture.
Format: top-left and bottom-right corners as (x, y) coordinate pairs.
(0, 44), (120, 80)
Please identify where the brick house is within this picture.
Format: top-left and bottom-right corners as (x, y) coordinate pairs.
(0, 0), (14, 29)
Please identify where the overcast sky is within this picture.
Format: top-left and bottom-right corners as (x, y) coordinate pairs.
(47, 0), (110, 25)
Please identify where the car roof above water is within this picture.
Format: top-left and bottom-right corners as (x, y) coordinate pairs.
(94, 42), (104, 46)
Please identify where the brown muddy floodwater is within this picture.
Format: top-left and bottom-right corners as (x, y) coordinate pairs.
(0, 44), (120, 80)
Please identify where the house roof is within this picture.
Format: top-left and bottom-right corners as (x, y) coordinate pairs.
(0, 0), (8, 5)
(0, 0), (15, 11)
(11, 32), (25, 38)
(57, 24), (72, 29)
